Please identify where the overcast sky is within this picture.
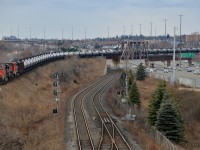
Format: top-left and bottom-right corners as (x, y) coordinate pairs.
(0, 0), (199, 39)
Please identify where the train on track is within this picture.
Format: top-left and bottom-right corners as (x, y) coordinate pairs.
(0, 47), (199, 83)
(0, 49), (121, 83)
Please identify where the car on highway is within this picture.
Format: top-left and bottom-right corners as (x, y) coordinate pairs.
(164, 69), (169, 73)
(187, 68), (192, 72)
(168, 66), (172, 69)
(194, 70), (200, 75)
(177, 68), (182, 71)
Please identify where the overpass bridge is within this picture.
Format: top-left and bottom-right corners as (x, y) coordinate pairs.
(95, 41), (200, 67)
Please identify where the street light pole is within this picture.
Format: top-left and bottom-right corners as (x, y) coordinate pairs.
(107, 26), (110, 39)
(18, 26), (19, 39)
(172, 26), (177, 85)
(1, 28), (3, 40)
(123, 25), (125, 36)
(139, 24), (142, 36)
(84, 27), (86, 40)
(131, 25), (133, 36)
(44, 27), (45, 40)
(163, 19), (167, 36)
(72, 27), (74, 40)
(179, 14), (183, 67)
(29, 27), (31, 40)
(62, 28), (63, 40)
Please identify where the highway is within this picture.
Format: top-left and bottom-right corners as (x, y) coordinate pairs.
(121, 60), (200, 80)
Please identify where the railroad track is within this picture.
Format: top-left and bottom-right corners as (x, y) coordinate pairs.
(91, 73), (132, 150)
(72, 74), (115, 149)
(72, 72), (133, 150)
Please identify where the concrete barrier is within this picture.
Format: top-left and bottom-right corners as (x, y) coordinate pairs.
(179, 77), (194, 87)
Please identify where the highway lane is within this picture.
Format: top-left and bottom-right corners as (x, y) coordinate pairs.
(120, 60), (200, 80)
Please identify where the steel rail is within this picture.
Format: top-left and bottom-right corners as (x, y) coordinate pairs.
(91, 73), (121, 149)
(71, 75), (113, 150)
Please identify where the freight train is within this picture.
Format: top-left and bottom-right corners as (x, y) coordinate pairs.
(0, 47), (199, 83)
(0, 49), (120, 83)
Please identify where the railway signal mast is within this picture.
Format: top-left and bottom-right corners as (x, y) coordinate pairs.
(53, 73), (60, 114)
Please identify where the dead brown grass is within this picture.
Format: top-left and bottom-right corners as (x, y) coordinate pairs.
(0, 57), (106, 149)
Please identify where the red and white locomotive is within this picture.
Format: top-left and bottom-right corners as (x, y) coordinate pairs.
(0, 61), (24, 82)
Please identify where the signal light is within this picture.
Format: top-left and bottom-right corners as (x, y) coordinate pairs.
(121, 73), (126, 79)
(54, 89), (59, 96)
(53, 81), (59, 87)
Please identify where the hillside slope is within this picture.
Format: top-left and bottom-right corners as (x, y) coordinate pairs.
(0, 56), (106, 149)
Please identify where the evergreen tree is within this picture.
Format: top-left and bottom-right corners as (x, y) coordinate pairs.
(148, 81), (166, 126)
(128, 81), (141, 107)
(127, 69), (134, 91)
(136, 63), (147, 80)
(155, 92), (185, 143)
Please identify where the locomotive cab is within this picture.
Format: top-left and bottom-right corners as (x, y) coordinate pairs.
(0, 65), (6, 82)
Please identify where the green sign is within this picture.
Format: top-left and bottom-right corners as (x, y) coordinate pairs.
(181, 53), (195, 58)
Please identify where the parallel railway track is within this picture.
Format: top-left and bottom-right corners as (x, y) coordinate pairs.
(92, 73), (132, 150)
(72, 72), (133, 150)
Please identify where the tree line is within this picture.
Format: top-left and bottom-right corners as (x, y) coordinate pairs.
(122, 63), (185, 144)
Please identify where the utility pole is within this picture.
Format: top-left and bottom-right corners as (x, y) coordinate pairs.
(2, 28), (3, 39)
(150, 22), (152, 37)
(84, 27), (86, 40)
(107, 26), (110, 38)
(179, 14), (183, 67)
(163, 19), (167, 36)
(139, 24), (142, 36)
(72, 27), (73, 40)
(62, 28), (63, 40)
(11, 27), (12, 36)
(155, 28), (157, 42)
(123, 25), (125, 36)
(29, 27), (31, 40)
(17, 26), (19, 39)
(172, 26), (177, 85)
(44, 27), (45, 40)
(131, 25), (133, 36)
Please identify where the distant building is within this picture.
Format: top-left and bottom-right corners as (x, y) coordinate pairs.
(186, 32), (200, 43)
(2, 36), (20, 41)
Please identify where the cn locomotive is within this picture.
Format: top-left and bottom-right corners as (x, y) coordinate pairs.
(0, 52), (65, 83)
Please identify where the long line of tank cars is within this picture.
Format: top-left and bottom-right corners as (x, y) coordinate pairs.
(0, 49), (121, 83)
(148, 48), (200, 55)
(0, 48), (199, 83)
